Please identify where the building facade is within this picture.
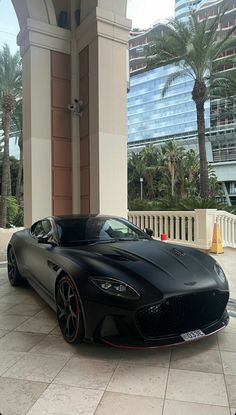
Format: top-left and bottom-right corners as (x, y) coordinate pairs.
(127, 0), (236, 205)
(175, 0), (203, 21)
(129, 25), (167, 74)
(128, 23), (210, 145)
(197, 0), (236, 204)
(128, 63), (210, 144)
(10, 0), (131, 225)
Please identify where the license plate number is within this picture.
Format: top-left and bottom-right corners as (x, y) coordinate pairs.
(181, 329), (205, 341)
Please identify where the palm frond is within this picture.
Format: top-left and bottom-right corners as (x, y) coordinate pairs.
(0, 43), (22, 102)
(162, 70), (184, 97)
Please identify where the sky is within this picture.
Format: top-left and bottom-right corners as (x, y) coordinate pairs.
(0, 0), (175, 158)
(0, 0), (175, 54)
(127, 0), (175, 28)
(0, 0), (19, 53)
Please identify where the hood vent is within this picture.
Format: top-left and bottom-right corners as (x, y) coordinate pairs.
(103, 252), (138, 262)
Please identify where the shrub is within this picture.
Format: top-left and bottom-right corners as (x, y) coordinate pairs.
(128, 199), (160, 211)
(128, 196), (236, 214)
(0, 196), (24, 228)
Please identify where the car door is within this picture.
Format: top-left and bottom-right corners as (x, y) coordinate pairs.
(25, 219), (57, 296)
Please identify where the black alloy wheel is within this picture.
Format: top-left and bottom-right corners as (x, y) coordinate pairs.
(7, 247), (24, 286)
(56, 275), (83, 344)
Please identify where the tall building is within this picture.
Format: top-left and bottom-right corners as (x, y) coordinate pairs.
(197, 0), (236, 132)
(127, 0), (236, 204)
(175, 0), (207, 21)
(128, 59), (210, 144)
(197, 0), (236, 203)
(128, 24), (210, 148)
(129, 25), (167, 75)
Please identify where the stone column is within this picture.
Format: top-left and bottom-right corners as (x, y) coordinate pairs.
(17, 19), (71, 226)
(76, 6), (131, 217)
(195, 209), (217, 250)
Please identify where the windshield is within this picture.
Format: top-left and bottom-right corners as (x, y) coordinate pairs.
(56, 217), (149, 246)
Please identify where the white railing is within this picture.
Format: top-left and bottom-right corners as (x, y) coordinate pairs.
(129, 211), (196, 247)
(216, 211), (236, 248)
(128, 209), (236, 250)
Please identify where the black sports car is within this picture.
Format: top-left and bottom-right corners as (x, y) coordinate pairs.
(7, 215), (229, 348)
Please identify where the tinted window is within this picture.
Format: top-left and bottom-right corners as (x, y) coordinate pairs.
(57, 217), (148, 246)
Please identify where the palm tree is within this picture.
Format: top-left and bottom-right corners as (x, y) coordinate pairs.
(146, 6), (236, 199)
(0, 44), (22, 228)
(182, 149), (200, 198)
(12, 99), (23, 202)
(140, 145), (160, 199)
(161, 141), (184, 197)
(128, 146), (162, 200)
(128, 152), (146, 199)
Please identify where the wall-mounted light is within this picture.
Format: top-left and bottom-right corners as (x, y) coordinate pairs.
(67, 99), (84, 116)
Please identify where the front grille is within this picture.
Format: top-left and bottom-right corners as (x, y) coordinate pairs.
(136, 290), (229, 339)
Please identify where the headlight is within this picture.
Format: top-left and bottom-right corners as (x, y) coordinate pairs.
(214, 262), (226, 283)
(90, 277), (140, 300)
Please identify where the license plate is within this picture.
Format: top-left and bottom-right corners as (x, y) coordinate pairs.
(181, 329), (205, 341)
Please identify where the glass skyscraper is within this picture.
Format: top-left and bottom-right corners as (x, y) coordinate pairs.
(127, 0), (236, 204)
(127, 0), (212, 145)
(128, 64), (210, 144)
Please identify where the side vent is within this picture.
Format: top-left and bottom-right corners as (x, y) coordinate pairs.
(47, 260), (60, 272)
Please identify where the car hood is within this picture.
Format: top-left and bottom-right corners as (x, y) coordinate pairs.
(68, 239), (222, 294)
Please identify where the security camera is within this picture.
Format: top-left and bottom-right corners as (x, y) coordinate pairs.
(68, 104), (75, 111)
(67, 99), (84, 116)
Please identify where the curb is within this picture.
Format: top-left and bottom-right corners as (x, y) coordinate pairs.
(0, 262), (7, 269)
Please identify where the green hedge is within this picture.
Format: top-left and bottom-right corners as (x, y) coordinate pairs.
(0, 196), (24, 227)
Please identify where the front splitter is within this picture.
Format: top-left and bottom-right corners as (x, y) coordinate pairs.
(101, 313), (229, 349)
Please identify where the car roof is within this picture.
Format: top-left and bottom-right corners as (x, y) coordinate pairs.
(31, 215), (126, 227)
(51, 214), (123, 222)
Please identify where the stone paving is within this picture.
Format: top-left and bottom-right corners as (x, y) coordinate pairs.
(0, 249), (235, 415)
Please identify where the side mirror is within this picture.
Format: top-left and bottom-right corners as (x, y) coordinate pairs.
(37, 233), (56, 246)
(37, 235), (49, 244)
(145, 228), (154, 237)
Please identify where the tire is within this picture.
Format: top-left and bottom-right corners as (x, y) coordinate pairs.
(7, 247), (25, 287)
(56, 275), (84, 344)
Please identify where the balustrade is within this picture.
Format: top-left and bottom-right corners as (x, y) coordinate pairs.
(128, 209), (236, 249)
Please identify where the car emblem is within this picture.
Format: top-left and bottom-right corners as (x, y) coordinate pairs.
(170, 248), (186, 257)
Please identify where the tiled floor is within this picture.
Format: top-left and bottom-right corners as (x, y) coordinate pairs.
(0, 249), (235, 415)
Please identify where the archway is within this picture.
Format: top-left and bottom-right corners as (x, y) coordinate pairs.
(11, 0), (130, 226)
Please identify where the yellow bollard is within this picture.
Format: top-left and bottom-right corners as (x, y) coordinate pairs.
(210, 223), (224, 254)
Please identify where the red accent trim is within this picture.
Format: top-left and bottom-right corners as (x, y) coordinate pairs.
(102, 339), (172, 349)
(101, 324), (227, 349)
